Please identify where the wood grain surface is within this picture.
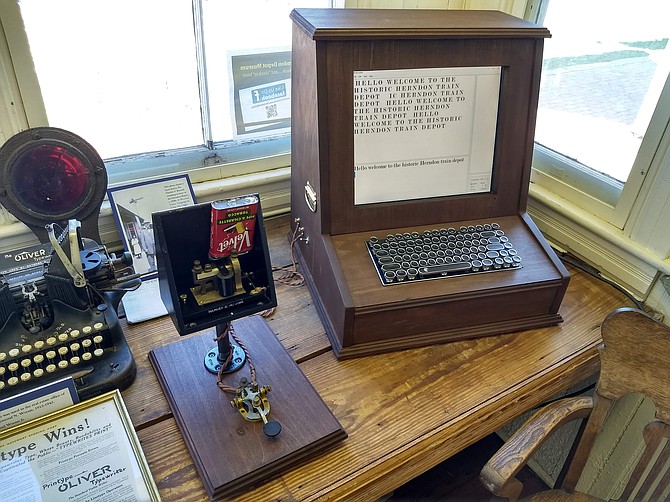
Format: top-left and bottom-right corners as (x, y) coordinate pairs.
(121, 215), (630, 501)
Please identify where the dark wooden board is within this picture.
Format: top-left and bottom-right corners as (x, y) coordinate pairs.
(148, 315), (346, 499)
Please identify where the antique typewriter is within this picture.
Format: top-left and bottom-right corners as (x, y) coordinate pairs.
(0, 127), (141, 399)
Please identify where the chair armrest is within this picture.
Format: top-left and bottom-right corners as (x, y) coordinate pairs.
(480, 396), (593, 501)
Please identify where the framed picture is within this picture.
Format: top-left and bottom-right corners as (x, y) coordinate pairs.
(0, 390), (160, 502)
(107, 174), (196, 277)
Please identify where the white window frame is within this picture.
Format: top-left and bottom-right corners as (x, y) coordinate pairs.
(521, 0), (670, 303)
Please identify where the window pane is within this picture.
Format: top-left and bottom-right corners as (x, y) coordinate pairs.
(201, 0), (329, 143)
(535, 0), (669, 184)
(19, 0), (203, 159)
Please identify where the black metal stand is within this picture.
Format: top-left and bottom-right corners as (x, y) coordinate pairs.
(203, 321), (246, 374)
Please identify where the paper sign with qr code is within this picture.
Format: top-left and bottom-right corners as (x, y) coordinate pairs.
(239, 79), (291, 124)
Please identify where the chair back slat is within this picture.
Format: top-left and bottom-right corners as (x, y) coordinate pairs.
(598, 308), (670, 424)
(619, 421), (670, 501)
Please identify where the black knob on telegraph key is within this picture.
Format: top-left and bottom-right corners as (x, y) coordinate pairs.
(263, 420), (282, 437)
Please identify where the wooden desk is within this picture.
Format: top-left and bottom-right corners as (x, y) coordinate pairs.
(120, 215), (629, 501)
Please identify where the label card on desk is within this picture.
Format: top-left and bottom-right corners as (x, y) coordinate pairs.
(0, 377), (79, 430)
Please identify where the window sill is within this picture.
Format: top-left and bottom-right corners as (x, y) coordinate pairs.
(528, 183), (667, 299)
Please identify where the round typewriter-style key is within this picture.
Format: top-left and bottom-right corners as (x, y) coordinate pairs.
(9, 348), (20, 358)
(34, 354), (44, 364)
(503, 256), (514, 268)
(475, 225), (484, 231)
(20, 372), (31, 382)
(508, 249), (518, 256)
(21, 358), (31, 368)
(8, 376), (18, 386)
(0, 367), (5, 376)
(46, 364), (57, 373)
(70, 343), (81, 352)
(46, 350), (56, 360)
(482, 259), (493, 271)
(82, 326), (93, 334)
(93, 335), (104, 344)
(70, 356), (81, 365)
(82, 352), (93, 361)
(494, 257), (504, 269)
(82, 339), (92, 348)
(513, 256), (522, 265)
(58, 347), (68, 356)
(34, 340), (45, 350)
(383, 271), (396, 283)
(491, 223), (500, 229)
(500, 235), (509, 243)
(58, 333), (69, 342)
(0, 381), (4, 390)
(94, 348), (104, 357)
(504, 242), (513, 249)
(472, 260), (483, 272)
(34, 368), (44, 378)
(70, 329), (80, 338)
(369, 236), (378, 244)
(8, 362), (19, 372)
(58, 360), (69, 369)
(0, 352), (5, 362)
(46, 336), (57, 346)
(396, 269), (407, 282)
(22, 345), (32, 353)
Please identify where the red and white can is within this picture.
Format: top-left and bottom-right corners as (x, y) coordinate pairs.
(209, 195), (259, 259)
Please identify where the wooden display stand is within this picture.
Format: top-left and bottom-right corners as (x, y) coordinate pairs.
(149, 315), (346, 499)
(289, 8), (569, 359)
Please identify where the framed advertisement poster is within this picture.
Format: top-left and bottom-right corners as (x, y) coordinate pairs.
(0, 390), (160, 501)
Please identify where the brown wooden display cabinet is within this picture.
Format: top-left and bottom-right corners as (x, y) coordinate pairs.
(289, 8), (569, 359)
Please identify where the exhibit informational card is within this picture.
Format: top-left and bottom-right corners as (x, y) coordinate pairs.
(229, 49), (292, 138)
(353, 66), (501, 205)
(0, 391), (159, 502)
(0, 378), (78, 431)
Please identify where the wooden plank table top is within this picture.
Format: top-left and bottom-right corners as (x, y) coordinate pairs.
(120, 214), (631, 501)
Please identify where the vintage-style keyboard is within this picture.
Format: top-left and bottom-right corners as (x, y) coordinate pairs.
(366, 223), (522, 285)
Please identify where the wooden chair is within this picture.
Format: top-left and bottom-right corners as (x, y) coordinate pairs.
(479, 307), (670, 501)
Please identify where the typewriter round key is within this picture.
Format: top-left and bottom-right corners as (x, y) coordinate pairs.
(46, 364), (56, 373)
(8, 377), (18, 386)
(34, 340), (45, 349)
(83, 326), (92, 334)
(21, 358), (30, 368)
(0, 367), (5, 376)
(46, 337), (57, 346)
(9, 348), (19, 358)
(34, 369), (44, 378)
(0, 382), (5, 390)
(58, 333), (68, 342)
(82, 352), (92, 361)
(22, 345), (31, 353)
(20, 372), (31, 382)
(0, 353), (5, 361)
(94, 323), (104, 330)
(93, 335), (104, 344)
(34, 355), (44, 364)
(82, 339), (92, 348)
(94, 348), (104, 357)
(70, 356), (81, 365)
(8, 362), (19, 372)
(70, 329), (80, 338)
(70, 343), (81, 352)
(58, 361), (68, 369)
(58, 347), (68, 356)
(46, 350), (56, 360)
